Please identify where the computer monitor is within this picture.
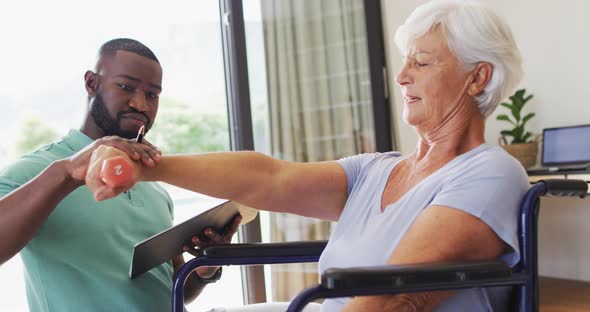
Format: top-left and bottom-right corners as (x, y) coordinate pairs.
(542, 124), (590, 166)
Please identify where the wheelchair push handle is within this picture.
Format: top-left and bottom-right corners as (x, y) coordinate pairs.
(539, 179), (587, 198)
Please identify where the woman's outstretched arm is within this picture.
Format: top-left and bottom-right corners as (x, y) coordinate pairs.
(94, 151), (349, 221)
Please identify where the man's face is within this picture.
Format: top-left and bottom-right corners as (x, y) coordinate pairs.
(89, 50), (162, 139)
(90, 91), (144, 139)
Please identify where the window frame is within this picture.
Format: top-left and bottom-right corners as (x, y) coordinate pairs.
(219, 0), (392, 304)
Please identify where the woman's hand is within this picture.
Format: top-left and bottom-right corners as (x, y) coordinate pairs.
(66, 136), (161, 201)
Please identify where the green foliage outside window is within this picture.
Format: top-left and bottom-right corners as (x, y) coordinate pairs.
(144, 99), (229, 154)
(15, 115), (59, 155)
(14, 99), (229, 157)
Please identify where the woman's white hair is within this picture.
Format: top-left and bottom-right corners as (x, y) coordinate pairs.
(394, 0), (523, 119)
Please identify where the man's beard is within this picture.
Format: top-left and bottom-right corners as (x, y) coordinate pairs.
(89, 92), (151, 139)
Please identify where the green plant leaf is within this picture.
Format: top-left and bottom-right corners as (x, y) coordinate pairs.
(514, 97), (522, 111)
(514, 89), (527, 110)
(512, 105), (521, 122)
(521, 112), (535, 127)
(500, 102), (514, 110)
(496, 114), (516, 125)
(500, 88), (534, 144)
(522, 132), (532, 143)
(501, 130), (514, 137)
(513, 126), (524, 143)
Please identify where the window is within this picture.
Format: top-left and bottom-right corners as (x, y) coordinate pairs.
(240, 0), (390, 301)
(0, 1), (243, 310)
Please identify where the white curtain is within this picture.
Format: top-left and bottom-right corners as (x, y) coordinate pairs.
(260, 0), (376, 301)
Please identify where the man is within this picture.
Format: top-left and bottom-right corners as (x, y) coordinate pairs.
(0, 38), (236, 311)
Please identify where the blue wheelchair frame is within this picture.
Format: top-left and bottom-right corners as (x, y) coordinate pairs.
(172, 179), (587, 312)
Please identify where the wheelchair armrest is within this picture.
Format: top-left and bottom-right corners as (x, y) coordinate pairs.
(540, 179), (587, 198)
(202, 240), (328, 258)
(321, 260), (512, 291)
(173, 241), (327, 311)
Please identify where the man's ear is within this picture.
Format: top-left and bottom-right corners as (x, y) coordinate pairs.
(84, 70), (98, 97)
(468, 62), (493, 97)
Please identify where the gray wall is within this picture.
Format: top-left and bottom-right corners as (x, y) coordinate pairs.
(382, 0), (590, 281)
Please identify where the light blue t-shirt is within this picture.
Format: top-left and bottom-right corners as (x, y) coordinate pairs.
(0, 129), (174, 312)
(318, 144), (530, 311)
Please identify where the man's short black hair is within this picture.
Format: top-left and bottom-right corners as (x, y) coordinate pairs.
(98, 38), (159, 64)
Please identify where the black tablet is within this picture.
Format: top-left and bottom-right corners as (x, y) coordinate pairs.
(129, 200), (258, 278)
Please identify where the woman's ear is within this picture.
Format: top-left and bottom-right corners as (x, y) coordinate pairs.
(84, 70), (98, 97)
(468, 62), (493, 96)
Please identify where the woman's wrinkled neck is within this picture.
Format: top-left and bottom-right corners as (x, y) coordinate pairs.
(413, 108), (486, 163)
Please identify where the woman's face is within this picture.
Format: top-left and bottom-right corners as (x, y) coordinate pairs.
(395, 28), (476, 132)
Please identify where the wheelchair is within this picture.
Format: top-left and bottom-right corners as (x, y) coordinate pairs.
(172, 179), (588, 312)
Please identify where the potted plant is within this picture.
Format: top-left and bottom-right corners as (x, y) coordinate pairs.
(496, 89), (538, 168)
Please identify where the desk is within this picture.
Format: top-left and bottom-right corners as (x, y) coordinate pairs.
(529, 172), (590, 311)
(540, 277), (590, 312)
(527, 167), (590, 176)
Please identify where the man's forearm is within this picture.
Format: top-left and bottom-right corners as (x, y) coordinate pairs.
(182, 271), (206, 303)
(182, 267), (221, 303)
(0, 159), (81, 264)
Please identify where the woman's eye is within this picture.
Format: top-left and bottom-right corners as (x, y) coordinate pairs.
(416, 62), (428, 67)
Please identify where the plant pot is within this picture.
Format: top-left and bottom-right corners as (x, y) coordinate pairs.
(500, 141), (538, 168)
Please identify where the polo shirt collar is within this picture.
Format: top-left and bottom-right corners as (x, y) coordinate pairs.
(63, 129), (94, 152)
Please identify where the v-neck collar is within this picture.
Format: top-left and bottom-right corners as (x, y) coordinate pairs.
(376, 143), (490, 215)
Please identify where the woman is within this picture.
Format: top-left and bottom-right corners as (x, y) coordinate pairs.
(85, 0), (529, 311)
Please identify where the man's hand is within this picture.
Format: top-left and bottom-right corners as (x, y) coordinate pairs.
(172, 215), (242, 303)
(183, 214), (243, 256)
(181, 214), (242, 279)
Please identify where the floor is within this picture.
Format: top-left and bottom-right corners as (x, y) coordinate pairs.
(539, 276), (590, 312)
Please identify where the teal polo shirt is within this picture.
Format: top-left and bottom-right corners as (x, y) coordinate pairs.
(0, 129), (174, 312)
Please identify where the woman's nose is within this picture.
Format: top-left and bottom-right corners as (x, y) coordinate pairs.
(395, 62), (412, 86)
